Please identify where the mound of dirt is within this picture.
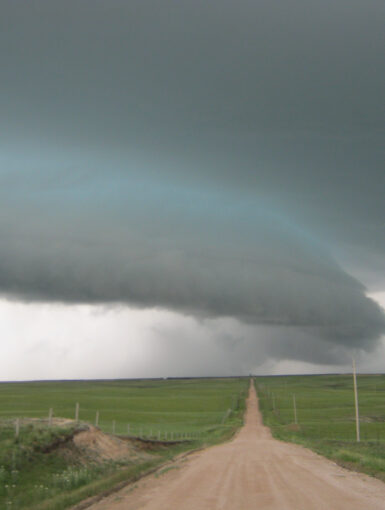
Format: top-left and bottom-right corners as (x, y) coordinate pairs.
(60, 426), (153, 465)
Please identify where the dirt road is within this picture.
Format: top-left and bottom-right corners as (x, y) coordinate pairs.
(88, 383), (385, 509)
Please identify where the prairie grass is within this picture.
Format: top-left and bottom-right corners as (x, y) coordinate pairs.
(0, 378), (246, 437)
(255, 374), (385, 481)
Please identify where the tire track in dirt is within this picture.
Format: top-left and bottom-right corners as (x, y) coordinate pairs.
(86, 382), (385, 509)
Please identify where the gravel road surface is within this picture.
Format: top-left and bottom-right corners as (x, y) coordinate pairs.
(87, 383), (385, 509)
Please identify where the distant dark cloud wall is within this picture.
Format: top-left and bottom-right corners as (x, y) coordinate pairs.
(1, 1), (384, 361)
(1, 1), (383, 266)
(1, 168), (384, 350)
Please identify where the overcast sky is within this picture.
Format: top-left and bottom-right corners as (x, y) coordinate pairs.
(1, 0), (384, 380)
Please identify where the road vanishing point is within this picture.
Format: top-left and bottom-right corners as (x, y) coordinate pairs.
(87, 382), (385, 510)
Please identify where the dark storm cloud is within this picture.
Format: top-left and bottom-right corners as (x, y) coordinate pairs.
(1, 168), (384, 349)
(1, 1), (384, 356)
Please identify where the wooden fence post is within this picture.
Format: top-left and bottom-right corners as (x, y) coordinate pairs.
(293, 395), (298, 424)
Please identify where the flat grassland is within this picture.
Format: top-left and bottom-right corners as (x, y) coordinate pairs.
(256, 373), (385, 481)
(0, 377), (248, 510)
(0, 378), (247, 437)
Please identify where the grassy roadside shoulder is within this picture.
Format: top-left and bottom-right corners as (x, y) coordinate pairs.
(255, 375), (385, 482)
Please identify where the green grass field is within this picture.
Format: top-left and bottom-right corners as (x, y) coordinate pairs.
(3, 373), (384, 509)
(0, 377), (248, 510)
(255, 373), (385, 481)
(0, 378), (247, 438)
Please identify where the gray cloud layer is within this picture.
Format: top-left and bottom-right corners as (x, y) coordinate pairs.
(1, 168), (384, 350)
(1, 1), (384, 359)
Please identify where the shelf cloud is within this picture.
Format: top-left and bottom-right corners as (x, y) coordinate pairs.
(1, 168), (384, 351)
(1, 0), (384, 370)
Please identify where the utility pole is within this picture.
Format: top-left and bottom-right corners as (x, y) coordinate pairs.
(352, 358), (360, 442)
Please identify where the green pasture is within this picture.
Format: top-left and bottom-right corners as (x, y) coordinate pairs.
(0, 377), (248, 438)
(255, 373), (385, 480)
(0, 377), (248, 510)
